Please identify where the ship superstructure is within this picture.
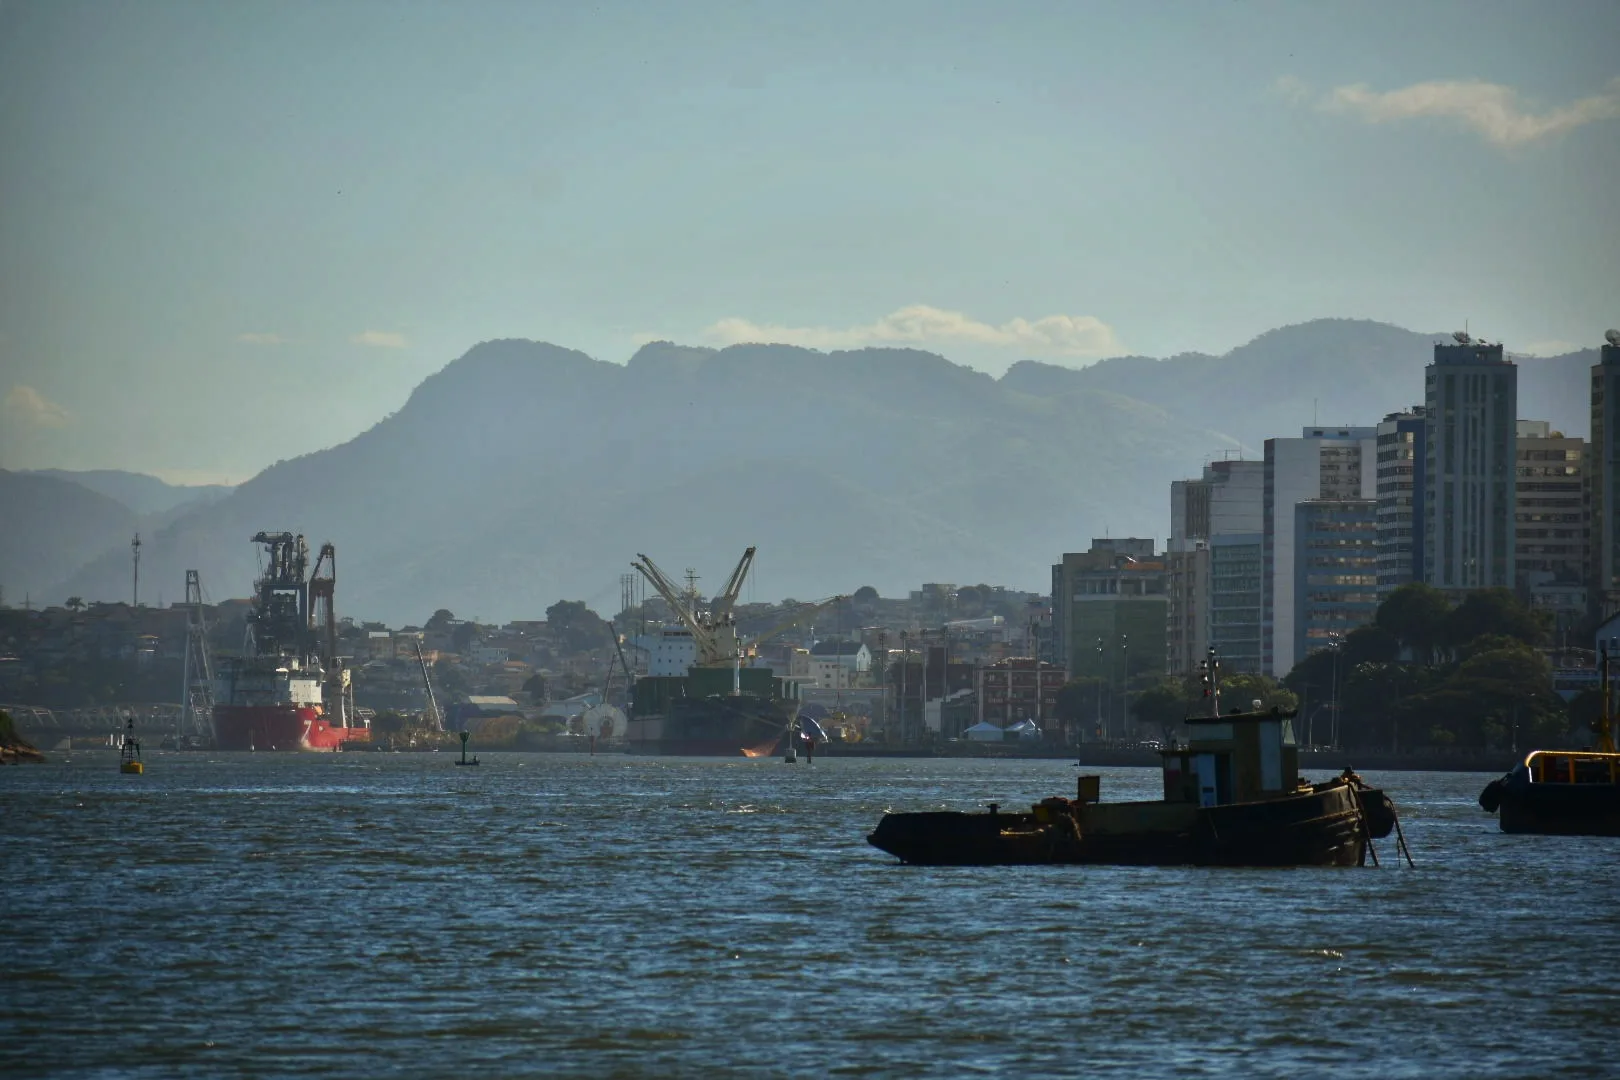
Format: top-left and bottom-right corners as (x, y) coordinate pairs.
(212, 531), (366, 752)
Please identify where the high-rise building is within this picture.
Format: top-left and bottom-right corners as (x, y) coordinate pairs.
(1050, 539), (1168, 736)
(1514, 419), (1588, 633)
(1591, 332), (1620, 617)
(1167, 460), (1264, 675)
(1423, 336), (1518, 591)
(1263, 427), (1376, 676)
(1375, 407), (1427, 595)
(1210, 532), (1265, 674)
(1293, 498), (1380, 665)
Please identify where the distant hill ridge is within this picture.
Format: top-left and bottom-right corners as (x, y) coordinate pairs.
(23, 318), (1598, 624)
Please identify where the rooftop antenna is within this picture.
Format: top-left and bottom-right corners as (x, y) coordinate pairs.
(131, 533), (142, 607)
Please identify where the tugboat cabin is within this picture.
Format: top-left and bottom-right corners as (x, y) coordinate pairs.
(1523, 749), (1620, 786)
(1161, 706), (1301, 807)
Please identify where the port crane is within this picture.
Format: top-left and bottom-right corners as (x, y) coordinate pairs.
(415, 640), (443, 731)
(178, 570), (216, 744)
(631, 547), (847, 669)
(739, 594), (849, 663)
(631, 549), (752, 667)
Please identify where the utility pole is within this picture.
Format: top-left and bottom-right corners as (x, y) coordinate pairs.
(1119, 633), (1129, 741)
(1328, 634), (1342, 750)
(1095, 637), (1104, 741)
(131, 533), (142, 608)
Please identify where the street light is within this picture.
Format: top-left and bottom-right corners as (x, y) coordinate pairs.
(1328, 633), (1343, 750)
(1119, 633), (1129, 742)
(1094, 636), (1104, 741)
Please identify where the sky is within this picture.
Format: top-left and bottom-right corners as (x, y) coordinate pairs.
(2, 0), (1617, 484)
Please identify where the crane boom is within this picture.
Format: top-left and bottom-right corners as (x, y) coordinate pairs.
(632, 553), (720, 659)
(712, 546), (756, 623)
(415, 640), (443, 731)
(744, 594), (849, 660)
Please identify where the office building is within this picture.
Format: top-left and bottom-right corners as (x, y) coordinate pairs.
(1591, 332), (1620, 617)
(1293, 499), (1380, 664)
(1050, 539), (1168, 709)
(1210, 532), (1265, 673)
(1169, 459), (1265, 674)
(1515, 420), (1588, 632)
(1423, 336), (1517, 591)
(1375, 407), (1427, 595)
(1263, 427), (1376, 677)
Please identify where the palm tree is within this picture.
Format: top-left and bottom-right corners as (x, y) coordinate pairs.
(65, 596), (84, 612)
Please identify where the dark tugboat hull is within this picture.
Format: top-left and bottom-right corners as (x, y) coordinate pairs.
(867, 784), (1386, 868)
(1495, 784), (1620, 836)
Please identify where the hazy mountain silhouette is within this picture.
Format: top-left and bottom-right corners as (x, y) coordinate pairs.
(35, 319), (1594, 624)
(25, 469), (234, 517)
(0, 471), (137, 603)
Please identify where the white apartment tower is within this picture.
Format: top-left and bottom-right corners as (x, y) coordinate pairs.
(1263, 427), (1377, 677)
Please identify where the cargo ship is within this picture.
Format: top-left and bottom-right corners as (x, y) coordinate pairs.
(212, 531), (367, 752)
(625, 548), (842, 756)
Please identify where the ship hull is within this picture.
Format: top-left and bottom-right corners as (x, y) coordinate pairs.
(867, 783), (1382, 867)
(213, 705), (369, 752)
(1495, 782), (1620, 836)
(626, 694), (794, 757)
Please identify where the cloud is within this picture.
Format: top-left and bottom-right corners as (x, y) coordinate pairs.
(1271, 75), (1311, 106)
(351, 330), (409, 348)
(4, 385), (70, 428)
(698, 304), (1123, 358)
(1283, 75), (1620, 147)
(236, 332), (286, 345)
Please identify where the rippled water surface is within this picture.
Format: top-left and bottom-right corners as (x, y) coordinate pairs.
(4, 751), (1617, 1078)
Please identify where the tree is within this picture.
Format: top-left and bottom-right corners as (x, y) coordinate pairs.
(1376, 582), (1452, 664)
(1131, 677), (1192, 739)
(65, 596), (84, 612)
(426, 608), (455, 631)
(546, 600), (610, 655)
(522, 672), (548, 702)
(1444, 588), (1549, 651)
(1219, 672), (1297, 715)
(1055, 677), (1105, 729)
(451, 621), (480, 654)
(852, 585), (879, 605)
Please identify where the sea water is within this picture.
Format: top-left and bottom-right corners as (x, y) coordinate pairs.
(3, 752), (1615, 1078)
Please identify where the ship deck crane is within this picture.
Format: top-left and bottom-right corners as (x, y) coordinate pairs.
(710, 546), (756, 628)
(742, 594), (849, 662)
(632, 551), (732, 665)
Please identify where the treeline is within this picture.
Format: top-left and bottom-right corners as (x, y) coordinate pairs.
(1057, 584), (1593, 753)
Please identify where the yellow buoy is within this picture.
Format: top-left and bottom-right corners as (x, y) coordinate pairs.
(118, 712), (143, 775)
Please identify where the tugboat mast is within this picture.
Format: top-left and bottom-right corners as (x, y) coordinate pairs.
(1201, 647), (1221, 718)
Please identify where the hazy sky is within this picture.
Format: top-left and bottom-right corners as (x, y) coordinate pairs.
(2, 0), (1617, 483)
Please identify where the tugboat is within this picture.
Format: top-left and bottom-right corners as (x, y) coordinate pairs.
(1478, 644), (1620, 836)
(868, 649), (1400, 867)
(118, 714), (143, 775)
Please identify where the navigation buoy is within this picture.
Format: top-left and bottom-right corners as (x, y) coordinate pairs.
(118, 715), (143, 775)
(455, 730), (479, 767)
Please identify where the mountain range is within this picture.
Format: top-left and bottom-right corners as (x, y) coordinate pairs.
(7, 318), (1596, 625)
(0, 470), (234, 606)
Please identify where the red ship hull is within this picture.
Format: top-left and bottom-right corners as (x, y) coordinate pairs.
(213, 705), (369, 752)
